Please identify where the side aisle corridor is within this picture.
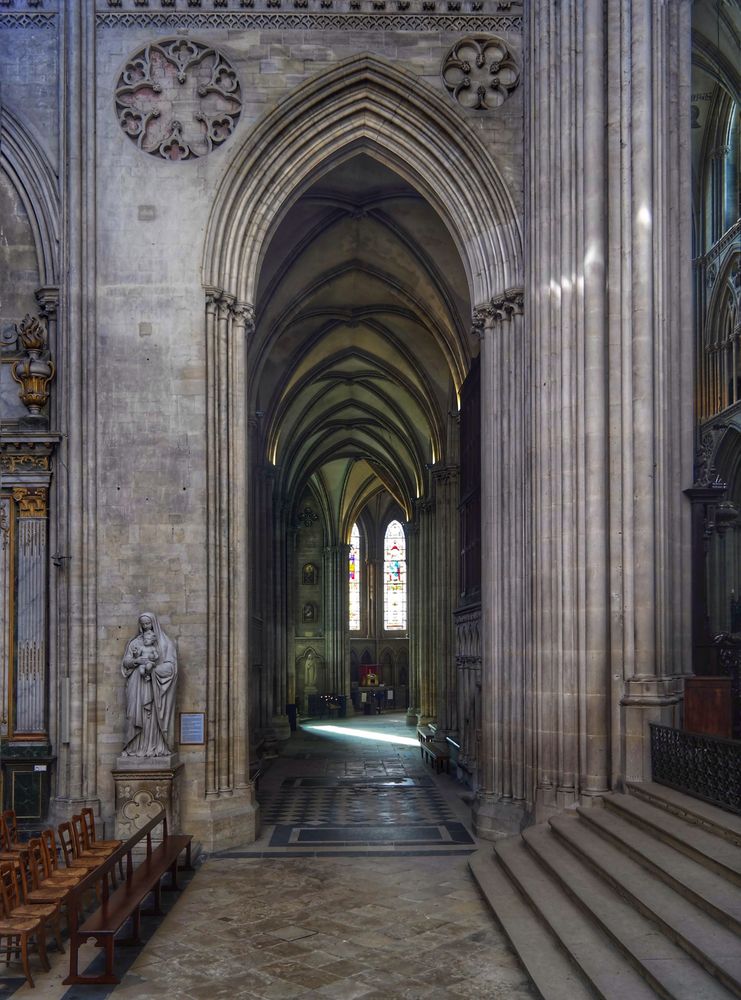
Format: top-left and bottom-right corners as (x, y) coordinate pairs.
(3, 714), (536, 1000)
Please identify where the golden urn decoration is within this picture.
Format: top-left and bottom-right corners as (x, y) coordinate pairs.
(11, 314), (55, 416)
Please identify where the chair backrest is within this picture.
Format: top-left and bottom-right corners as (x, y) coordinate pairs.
(57, 822), (77, 866)
(71, 815), (89, 854)
(26, 839), (47, 891)
(2, 810), (18, 844)
(41, 829), (61, 873)
(81, 807), (98, 845)
(0, 861), (20, 914)
(0, 815), (12, 851)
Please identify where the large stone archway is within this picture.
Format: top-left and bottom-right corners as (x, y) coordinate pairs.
(199, 53), (525, 845)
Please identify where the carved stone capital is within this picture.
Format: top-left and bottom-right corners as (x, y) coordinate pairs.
(490, 287), (524, 318)
(34, 286), (60, 320)
(230, 301), (256, 334)
(205, 288), (236, 320)
(12, 487), (48, 518)
(471, 307), (489, 339)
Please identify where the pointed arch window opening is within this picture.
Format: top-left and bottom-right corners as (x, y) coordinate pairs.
(348, 523), (361, 631)
(383, 519), (407, 631)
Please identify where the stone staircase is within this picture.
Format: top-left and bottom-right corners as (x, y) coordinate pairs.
(470, 782), (741, 999)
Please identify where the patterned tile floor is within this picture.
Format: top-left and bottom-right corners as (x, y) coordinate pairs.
(1, 713), (536, 999)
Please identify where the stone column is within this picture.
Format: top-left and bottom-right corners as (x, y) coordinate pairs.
(198, 289), (259, 849)
(323, 544), (350, 697)
(50, 3), (100, 826)
(473, 293), (528, 838)
(432, 466), (459, 735)
(415, 502), (436, 724)
(12, 489), (49, 735)
(527, 0), (693, 814)
(406, 519), (421, 725)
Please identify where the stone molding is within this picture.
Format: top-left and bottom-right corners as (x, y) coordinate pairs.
(96, 9), (521, 29)
(0, 109), (60, 286)
(0, 12), (55, 27)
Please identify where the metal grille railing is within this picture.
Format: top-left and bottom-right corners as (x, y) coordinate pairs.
(650, 722), (741, 815)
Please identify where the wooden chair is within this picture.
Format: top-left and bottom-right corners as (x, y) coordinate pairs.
(12, 857), (65, 954)
(37, 834), (85, 888)
(56, 823), (100, 874)
(0, 861), (50, 988)
(0, 815), (28, 866)
(71, 816), (113, 860)
(2, 811), (22, 848)
(81, 808), (122, 851)
(77, 812), (124, 880)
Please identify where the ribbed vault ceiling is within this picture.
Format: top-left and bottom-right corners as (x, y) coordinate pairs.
(251, 153), (474, 538)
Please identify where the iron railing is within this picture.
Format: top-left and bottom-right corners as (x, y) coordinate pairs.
(650, 722), (741, 815)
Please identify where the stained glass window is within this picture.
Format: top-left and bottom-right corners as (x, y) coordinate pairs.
(383, 519), (407, 630)
(348, 523), (361, 631)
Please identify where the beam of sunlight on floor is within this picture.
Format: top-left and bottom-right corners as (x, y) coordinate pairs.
(302, 723), (419, 746)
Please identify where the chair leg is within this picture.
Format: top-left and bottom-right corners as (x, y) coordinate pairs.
(20, 933), (34, 988)
(37, 926), (50, 972)
(53, 912), (65, 954)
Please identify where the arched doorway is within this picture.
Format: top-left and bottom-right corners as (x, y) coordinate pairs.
(201, 54), (523, 837)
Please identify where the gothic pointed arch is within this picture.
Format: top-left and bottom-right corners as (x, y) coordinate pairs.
(203, 53), (522, 307)
(0, 106), (59, 285)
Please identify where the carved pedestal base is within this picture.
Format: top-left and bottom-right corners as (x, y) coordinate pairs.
(112, 764), (183, 848)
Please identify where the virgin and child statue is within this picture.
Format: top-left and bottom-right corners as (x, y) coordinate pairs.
(121, 612), (178, 758)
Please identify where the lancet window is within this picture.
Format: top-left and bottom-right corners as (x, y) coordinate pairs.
(383, 520), (407, 631)
(348, 523), (361, 631)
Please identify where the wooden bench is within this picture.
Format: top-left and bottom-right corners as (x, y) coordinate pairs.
(63, 810), (192, 986)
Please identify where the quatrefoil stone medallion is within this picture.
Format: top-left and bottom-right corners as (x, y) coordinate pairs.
(115, 38), (242, 160)
(442, 35), (520, 111)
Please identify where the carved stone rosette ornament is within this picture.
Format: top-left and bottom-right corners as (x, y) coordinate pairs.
(115, 38), (242, 159)
(11, 314), (55, 416)
(442, 35), (519, 110)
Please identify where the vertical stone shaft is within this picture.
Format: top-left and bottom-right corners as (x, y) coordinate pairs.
(475, 291), (528, 837)
(323, 544), (349, 696)
(433, 468), (459, 733)
(407, 521), (421, 719)
(230, 304), (252, 788)
(417, 504), (436, 721)
(53, 1), (98, 812)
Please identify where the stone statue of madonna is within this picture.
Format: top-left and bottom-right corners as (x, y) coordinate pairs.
(120, 612), (178, 759)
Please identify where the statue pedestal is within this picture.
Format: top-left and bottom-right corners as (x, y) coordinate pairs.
(112, 763), (183, 848)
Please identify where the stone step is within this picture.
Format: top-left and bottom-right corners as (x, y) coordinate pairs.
(523, 823), (737, 999)
(493, 835), (656, 999)
(576, 804), (741, 935)
(602, 793), (741, 886)
(549, 813), (741, 995)
(468, 848), (596, 1000)
(626, 782), (741, 848)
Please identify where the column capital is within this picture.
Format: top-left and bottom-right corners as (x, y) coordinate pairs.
(12, 487), (48, 518)
(230, 301), (256, 335)
(471, 288), (524, 337)
(204, 287), (235, 320)
(34, 286), (60, 320)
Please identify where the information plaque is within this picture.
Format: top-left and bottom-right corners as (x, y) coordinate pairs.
(179, 712), (206, 746)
